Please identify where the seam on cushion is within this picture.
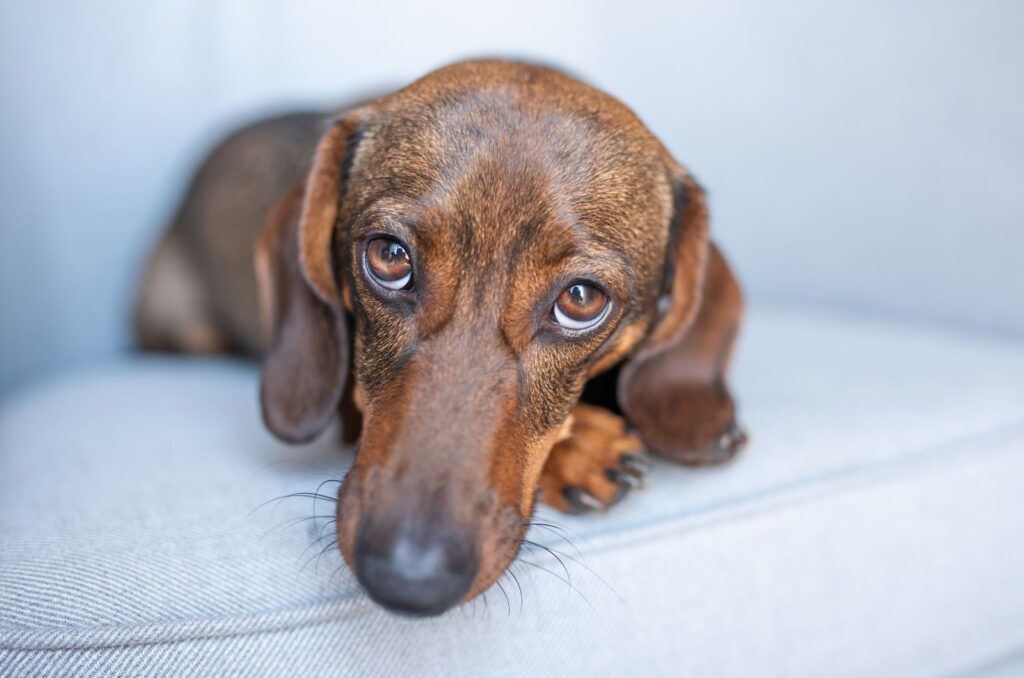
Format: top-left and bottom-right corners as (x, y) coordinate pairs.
(3, 420), (1024, 653)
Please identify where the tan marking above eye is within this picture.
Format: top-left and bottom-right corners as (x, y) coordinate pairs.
(365, 237), (413, 290)
(553, 283), (609, 331)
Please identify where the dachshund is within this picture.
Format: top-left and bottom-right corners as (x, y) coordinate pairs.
(136, 59), (747, 617)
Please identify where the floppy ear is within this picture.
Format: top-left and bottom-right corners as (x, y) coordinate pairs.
(616, 169), (746, 462)
(255, 117), (359, 444)
(638, 170), (710, 351)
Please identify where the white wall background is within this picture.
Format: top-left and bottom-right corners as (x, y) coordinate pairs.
(1, 0), (1022, 393)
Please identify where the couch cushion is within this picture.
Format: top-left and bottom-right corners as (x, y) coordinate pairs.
(2, 306), (1023, 676)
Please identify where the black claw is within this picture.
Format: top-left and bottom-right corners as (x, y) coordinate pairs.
(606, 467), (642, 489)
(618, 453), (652, 474)
(564, 486), (605, 512)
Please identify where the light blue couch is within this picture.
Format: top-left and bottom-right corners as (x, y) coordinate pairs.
(3, 2), (1024, 674)
(3, 304), (1023, 675)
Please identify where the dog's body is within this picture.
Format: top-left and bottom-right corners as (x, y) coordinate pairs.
(137, 60), (746, 616)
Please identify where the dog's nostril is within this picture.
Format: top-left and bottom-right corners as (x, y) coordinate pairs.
(354, 531), (478, 617)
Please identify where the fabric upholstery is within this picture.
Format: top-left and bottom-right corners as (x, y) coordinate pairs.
(2, 306), (1023, 676)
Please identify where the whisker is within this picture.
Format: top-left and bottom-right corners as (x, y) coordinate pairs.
(248, 491), (338, 519)
(281, 491), (338, 503)
(282, 514), (335, 530)
(494, 579), (511, 617)
(331, 560), (349, 585)
(527, 522), (583, 559)
(312, 478), (343, 517)
(312, 537), (341, 575)
(532, 540), (622, 604)
(524, 517), (588, 545)
(316, 517), (337, 543)
(298, 531), (337, 572)
(506, 564), (525, 618)
(297, 520), (338, 566)
(516, 558), (597, 615)
(525, 518), (578, 537)
(256, 512), (332, 544)
(518, 539), (571, 584)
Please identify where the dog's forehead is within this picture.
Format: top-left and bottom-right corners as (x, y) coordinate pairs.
(348, 62), (674, 256)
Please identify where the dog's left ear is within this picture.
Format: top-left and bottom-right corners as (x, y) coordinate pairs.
(635, 169), (710, 353)
(255, 116), (361, 444)
(616, 168), (743, 458)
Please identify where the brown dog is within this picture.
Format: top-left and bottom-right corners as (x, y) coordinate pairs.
(136, 60), (746, 617)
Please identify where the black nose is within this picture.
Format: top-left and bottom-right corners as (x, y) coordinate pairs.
(354, 528), (479, 617)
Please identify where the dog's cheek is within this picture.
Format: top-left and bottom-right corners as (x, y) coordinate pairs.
(335, 472), (362, 571)
(516, 349), (587, 437)
(463, 502), (525, 602)
(517, 421), (572, 516)
(590, 322), (648, 377)
(351, 330), (411, 406)
(334, 456), (387, 572)
(465, 428), (565, 602)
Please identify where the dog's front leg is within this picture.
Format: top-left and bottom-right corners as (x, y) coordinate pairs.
(539, 404), (649, 514)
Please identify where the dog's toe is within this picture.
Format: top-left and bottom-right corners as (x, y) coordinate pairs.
(541, 408), (649, 514)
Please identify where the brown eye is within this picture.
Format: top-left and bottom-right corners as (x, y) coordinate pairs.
(553, 283), (609, 331)
(365, 237), (412, 290)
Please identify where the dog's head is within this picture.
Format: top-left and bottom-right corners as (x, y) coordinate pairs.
(257, 60), (709, 616)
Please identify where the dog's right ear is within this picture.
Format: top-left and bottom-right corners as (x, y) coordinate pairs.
(255, 116), (360, 444)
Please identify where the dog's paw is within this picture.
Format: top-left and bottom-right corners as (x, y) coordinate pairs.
(540, 404), (650, 514)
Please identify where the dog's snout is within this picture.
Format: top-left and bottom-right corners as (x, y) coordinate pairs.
(354, 526), (478, 617)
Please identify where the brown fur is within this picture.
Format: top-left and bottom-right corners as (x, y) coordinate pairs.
(136, 59), (747, 615)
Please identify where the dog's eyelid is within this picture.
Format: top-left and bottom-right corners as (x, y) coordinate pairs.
(554, 251), (628, 298)
(356, 221), (413, 245)
(350, 206), (418, 241)
(553, 301), (611, 333)
(376, 271), (412, 291)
